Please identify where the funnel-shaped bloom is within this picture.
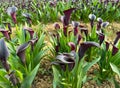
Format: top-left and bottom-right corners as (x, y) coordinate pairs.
(9, 71), (19, 86)
(80, 28), (88, 37)
(105, 41), (110, 51)
(52, 51), (76, 71)
(68, 42), (76, 51)
(62, 8), (75, 27)
(97, 32), (105, 45)
(89, 14), (96, 28)
(78, 42), (100, 59)
(53, 23), (60, 30)
(7, 6), (18, 24)
(0, 38), (10, 72)
(24, 27), (34, 39)
(112, 45), (119, 56)
(101, 22), (109, 28)
(23, 13), (32, 25)
(29, 38), (38, 51)
(77, 34), (82, 44)
(0, 29), (10, 40)
(72, 21), (80, 36)
(114, 32), (120, 45)
(16, 42), (30, 64)
(3, 23), (12, 34)
(97, 17), (103, 31)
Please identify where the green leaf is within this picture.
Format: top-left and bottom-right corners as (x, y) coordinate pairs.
(21, 64), (40, 88)
(84, 57), (100, 74)
(110, 63), (120, 77)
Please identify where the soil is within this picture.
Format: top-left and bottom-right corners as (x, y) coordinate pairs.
(32, 22), (120, 88)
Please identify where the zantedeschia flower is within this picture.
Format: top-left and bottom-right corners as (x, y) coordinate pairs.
(7, 6), (18, 24)
(16, 42), (30, 64)
(23, 13), (32, 25)
(68, 42), (76, 51)
(72, 21), (80, 36)
(0, 38), (10, 72)
(0, 29), (10, 40)
(97, 32), (105, 45)
(97, 17), (103, 31)
(23, 27), (34, 39)
(78, 42), (100, 59)
(112, 45), (119, 56)
(89, 14), (96, 28)
(105, 41), (109, 51)
(101, 22), (109, 28)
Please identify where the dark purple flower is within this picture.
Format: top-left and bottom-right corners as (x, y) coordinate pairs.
(72, 21), (80, 36)
(16, 42), (30, 65)
(80, 28), (88, 37)
(89, 14), (96, 28)
(78, 42), (100, 59)
(52, 51), (76, 71)
(97, 18), (103, 31)
(22, 13), (32, 25)
(3, 23), (12, 34)
(114, 32), (120, 45)
(24, 27), (34, 39)
(9, 71), (19, 86)
(112, 45), (119, 56)
(7, 6), (18, 24)
(0, 38), (10, 72)
(49, 1), (57, 7)
(68, 42), (76, 51)
(54, 23), (60, 30)
(0, 29), (10, 40)
(29, 37), (38, 51)
(97, 32), (105, 45)
(77, 34), (82, 44)
(62, 8), (75, 27)
(63, 26), (67, 37)
(105, 41), (110, 51)
(101, 22), (109, 28)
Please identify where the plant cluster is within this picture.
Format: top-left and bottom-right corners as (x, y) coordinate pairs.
(49, 8), (120, 88)
(0, 0), (120, 25)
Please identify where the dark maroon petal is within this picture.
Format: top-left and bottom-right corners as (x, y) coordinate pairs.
(68, 42), (76, 51)
(112, 45), (119, 56)
(78, 42), (100, 59)
(63, 26), (67, 36)
(54, 23), (60, 30)
(27, 29), (34, 39)
(114, 32), (120, 45)
(80, 28), (88, 37)
(11, 12), (17, 24)
(63, 8), (75, 26)
(9, 71), (19, 86)
(105, 41), (109, 51)
(0, 38), (9, 60)
(0, 30), (10, 40)
(1, 59), (10, 72)
(74, 27), (78, 36)
(77, 34), (82, 44)
(72, 21), (80, 28)
(16, 42), (30, 64)
(97, 32), (105, 45)
(29, 38), (38, 51)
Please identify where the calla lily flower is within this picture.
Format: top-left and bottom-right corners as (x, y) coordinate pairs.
(16, 42), (30, 64)
(53, 23), (60, 30)
(61, 8), (75, 27)
(105, 41), (109, 51)
(22, 13), (32, 25)
(29, 37), (38, 51)
(114, 32), (120, 45)
(89, 14), (96, 28)
(52, 51), (76, 71)
(9, 71), (19, 86)
(49, 1), (57, 7)
(80, 28), (88, 37)
(24, 27), (34, 39)
(77, 34), (82, 44)
(97, 17), (103, 31)
(7, 6), (18, 24)
(112, 45), (119, 56)
(101, 22), (109, 28)
(97, 32), (105, 45)
(68, 42), (76, 51)
(78, 42), (100, 59)
(72, 21), (80, 36)
(0, 29), (10, 40)
(0, 38), (10, 72)
(3, 22), (12, 34)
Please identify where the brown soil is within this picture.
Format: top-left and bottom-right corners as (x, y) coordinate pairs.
(33, 22), (120, 88)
